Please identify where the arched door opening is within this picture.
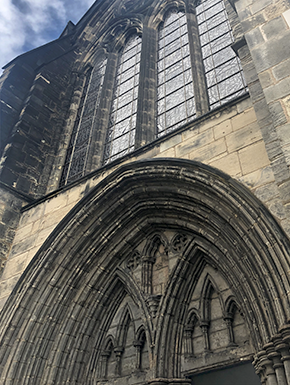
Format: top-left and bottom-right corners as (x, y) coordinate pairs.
(0, 159), (289, 385)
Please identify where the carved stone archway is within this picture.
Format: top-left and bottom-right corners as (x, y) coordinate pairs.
(0, 159), (290, 385)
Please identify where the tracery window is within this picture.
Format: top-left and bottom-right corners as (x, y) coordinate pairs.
(157, 11), (196, 137)
(196, 0), (247, 108)
(61, 0), (248, 184)
(103, 35), (142, 164)
(60, 58), (107, 186)
(157, 1), (247, 137)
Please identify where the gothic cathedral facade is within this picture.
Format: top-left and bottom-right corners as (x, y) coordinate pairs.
(1, 0), (290, 384)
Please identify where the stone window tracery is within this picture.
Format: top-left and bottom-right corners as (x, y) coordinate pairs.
(103, 35), (142, 164)
(196, 0), (247, 108)
(61, 0), (248, 185)
(60, 58), (107, 186)
(157, 11), (196, 137)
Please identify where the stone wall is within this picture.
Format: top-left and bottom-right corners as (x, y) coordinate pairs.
(233, 0), (290, 234)
(0, 95), (278, 310)
(0, 37), (77, 198)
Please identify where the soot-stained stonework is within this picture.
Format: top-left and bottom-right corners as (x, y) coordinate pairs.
(0, 159), (290, 384)
(1, 0), (290, 384)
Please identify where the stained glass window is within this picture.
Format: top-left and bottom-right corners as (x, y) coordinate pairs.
(103, 35), (142, 164)
(157, 12), (196, 137)
(60, 58), (107, 186)
(62, 0), (248, 181)
(196, 0), (247, 109)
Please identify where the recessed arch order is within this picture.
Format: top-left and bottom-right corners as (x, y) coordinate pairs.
(1, 158), (290, 384)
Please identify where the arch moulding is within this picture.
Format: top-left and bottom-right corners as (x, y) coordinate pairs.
(0, 158), (290, 384)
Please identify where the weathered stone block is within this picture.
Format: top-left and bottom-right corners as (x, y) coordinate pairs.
(155, 147), (175, 157)
(189, 138), (227, 162)
(0, 274), (22, 299)
(238, 140), (270, 174)
(272, 58), (290, 81)
(209, 152), (241, 176)
(181, 126), (200, 141)
(264, 77), (290, 103)
(246, 28), (265, 49)
(237, 97), (252, 113)
(175, 129), (214, 157)
(160, 134), (182, 152)
(261, 16), (287, 40)
(19, 204), (45, 227)
(9, 233), (37, 258)
(268, 101), (288, 128)
(230, 108), (257, 131)
(258, 70), (274, 88)
(34, 225), (57, 247)
(40, 203), (74, 231)
(276, 124), (290, 149)
(1, 252), (28, 281)
(265, 139), (284, 161)
(241, 13), (266, 33)
(44, 194), (68, 215)
(254, 182), (279, 203)
(278, 179), (290, 204)
(226, 121), (262, 152)
(198, 108), (238, 133)
(250, 0), (273, 14)
(12, 222), (34, 244)
(213, 120), (232, 139)
(268, 198), (286, 220)
(270, 155), (289, 183)
(250, 32), (290, 73)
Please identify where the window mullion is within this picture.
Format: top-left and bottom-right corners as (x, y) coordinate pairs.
(86, 51), (119, 170)
(186, 4), (210, 116)
(135, 25), (158, 148)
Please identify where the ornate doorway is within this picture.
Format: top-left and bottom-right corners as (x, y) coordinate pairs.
(0, 159), (289, 385)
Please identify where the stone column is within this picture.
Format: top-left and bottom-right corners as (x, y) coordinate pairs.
(184, 326), (194, 356)
(99, 350), (110, 379)
(278, 328), (290, 385)
(114, 346), (124, 376)
(224, 316), (236, 346)
(134, 340), (142, 370)
(265, 343), (287, 385)
(257, 350), (278, 385)
(141, 256), (155, 295)
(200, 321), (210, 352)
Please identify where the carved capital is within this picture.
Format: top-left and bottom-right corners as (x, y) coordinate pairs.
(146, 294), (162, 318)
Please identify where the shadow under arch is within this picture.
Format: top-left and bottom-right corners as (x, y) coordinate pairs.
(0, 158), (289, 384)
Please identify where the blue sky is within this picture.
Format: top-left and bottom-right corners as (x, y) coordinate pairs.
(0, 0), (96, 70)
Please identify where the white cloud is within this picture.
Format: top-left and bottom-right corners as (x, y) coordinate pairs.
(0, 0), (95, 71)
(0, 0), (27, 69)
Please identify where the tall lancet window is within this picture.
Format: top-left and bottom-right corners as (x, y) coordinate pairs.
(196, 0), (247, 109)
(103, 35), (142, 164)
(157, 12), (196, 137)
(60, 58), (107, 186)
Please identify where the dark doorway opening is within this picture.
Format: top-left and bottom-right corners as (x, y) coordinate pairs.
(190, 362), (261, 385)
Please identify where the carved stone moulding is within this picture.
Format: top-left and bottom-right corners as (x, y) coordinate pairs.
(148, 379), (191, 385)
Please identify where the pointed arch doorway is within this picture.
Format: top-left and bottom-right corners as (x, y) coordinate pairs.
(0, 159), (289, 385)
